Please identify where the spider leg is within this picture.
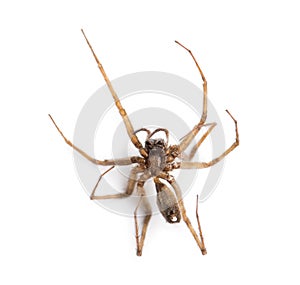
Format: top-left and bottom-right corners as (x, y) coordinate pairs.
(81, 29), (147, 158)
(134, 173), (152, 256)
(196, 195), (205, 251)
(134, 128), (151, 136)
(183, 122), (217, 161)
(175, 41), (208, 153)
(49, 114), (142, 166)
(159, 173), (207, 254)
(148, 128), (169, 145)
(180, 110), (239, 169)
(90, 165), (143, 200)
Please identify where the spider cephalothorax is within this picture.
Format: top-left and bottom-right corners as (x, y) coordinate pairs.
(145, 138), (167, 176)
(49, 29), (239, 256)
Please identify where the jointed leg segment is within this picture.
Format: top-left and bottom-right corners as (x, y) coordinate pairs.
(134, 174), (152, 256)
(159, 173), (207, 255)
(196, 195), (205, 253)
(81, 29), (147, 158)
(90, 166), (115, 199)
(175, 41), (208, 153)
(90, 165), (143, 200)
(184, 122), (217, 161)
(148, 128), (169, 145)
(49, 114), (141, 166)
(181, 110), (239, 169)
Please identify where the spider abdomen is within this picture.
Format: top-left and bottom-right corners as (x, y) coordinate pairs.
(154, 178), (181, 223)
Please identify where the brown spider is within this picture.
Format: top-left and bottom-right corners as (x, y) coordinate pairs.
(49, 30), (239, 256)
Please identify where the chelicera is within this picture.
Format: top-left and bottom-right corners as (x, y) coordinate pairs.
(49, 30), (239, 256)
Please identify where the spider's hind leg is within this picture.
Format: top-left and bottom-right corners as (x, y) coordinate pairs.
(159, 173), (207, 255)
(134, 174), (152, 256)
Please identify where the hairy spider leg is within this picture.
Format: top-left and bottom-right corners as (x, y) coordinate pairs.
(90, 165), (144, 200)
(134, 173), (152, 256)
(148, 128), (169, 146)
(81, 29), (147, 158)
(49, 114), (140, 166)
(196, 195), (205, 250)
(175, 41), (208, 153)
(90, 166), (115, 198)
(159, 173), (207, 255)
(134, 128), (151, 136)
(180, 110), (239, 169)
(186, 122), (217, 161)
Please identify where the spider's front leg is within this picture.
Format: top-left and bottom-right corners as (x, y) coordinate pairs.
(175, 41), (208, 153)
(81, 29), (147, 158)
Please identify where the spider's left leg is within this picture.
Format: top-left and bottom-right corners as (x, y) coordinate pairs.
(134, 174), (152, 256)
(180, 110), (239, 169)
(81, 30), (147, 157)
(159, 173), (207, 255)
(90, 165), (143, 200)
(175, 41), (208, 153)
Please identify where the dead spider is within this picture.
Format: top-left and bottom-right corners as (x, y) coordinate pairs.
(49, 30), (239, 256)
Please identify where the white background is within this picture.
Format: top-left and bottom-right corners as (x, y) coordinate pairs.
(1, 1), (300, 284)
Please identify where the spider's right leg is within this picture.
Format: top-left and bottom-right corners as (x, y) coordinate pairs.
(49, 114), (144, 166)
(180, 110), (239, 170)
(175, 41), (208, 153)
(81, 30), (147, 158)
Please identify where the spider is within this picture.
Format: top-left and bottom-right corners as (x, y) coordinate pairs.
(49, 30), (239, 256)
